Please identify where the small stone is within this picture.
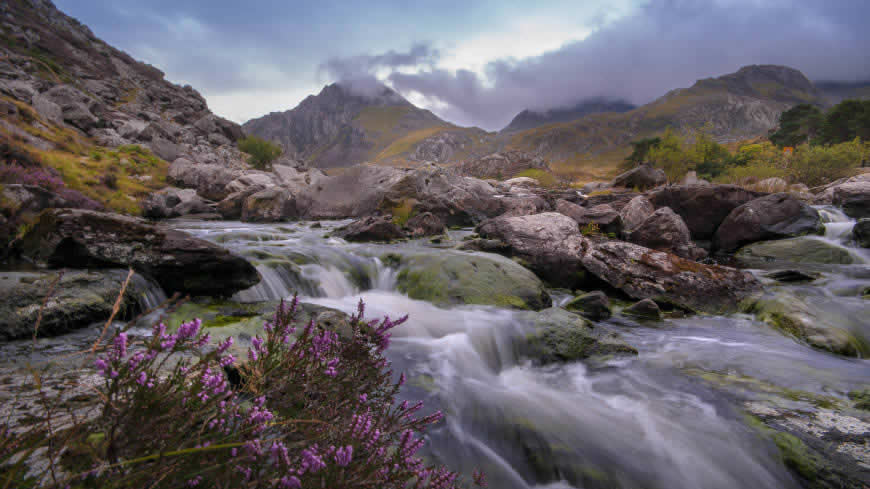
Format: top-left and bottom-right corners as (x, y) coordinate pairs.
(623, 298), (662, 320)
(565, 291), (612, 320)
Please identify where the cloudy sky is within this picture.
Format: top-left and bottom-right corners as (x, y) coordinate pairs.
(56, 0), (870, 131)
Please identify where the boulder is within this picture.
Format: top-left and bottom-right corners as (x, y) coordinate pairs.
(648, 185), (763, 240)
(31, 93), (62, 124)
(335, 215), (404, 242)
(168, 157), (240, 201)
(142, 187), (213, 218)
(832, 181), (870, 218)
(736, 238), (856, 266)
(457, 151), (550, 180)
(217, 186), (266, 220)
(503, 177), (540, 188)
(476, 212), (591, 289)
(742, 292), (868, 357)
(42, 85), (100, 131)
(497, 194), (551, 218)
(564, 291), (611, 320)
(853, 219), (870, 248)
(622, 299), (662, 320)
(404, 212), (445, 237)
(556, 200), (622, 235)
(394, 251), (550, 310)
(147, 138), (180, 162)
(15, 209), (260, 296)
(241, 187), (297, 222)
(581, 191), (640, 211)
(619, 195), (655, 232)
(764, 270), (819, 283)
(627, 207), (706, 260)
(611, 163), (666, 190)
(0, 269), (151, 341)
(226, 171), (278, 194)
(580, 181), (611, 194)
(516, 307), (636, 364)
(580, 240), (761, 314)
(713, 193), (823, 252)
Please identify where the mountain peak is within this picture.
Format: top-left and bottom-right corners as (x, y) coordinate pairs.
(690, 64), (820, 104)
(501, 98), (636, 132)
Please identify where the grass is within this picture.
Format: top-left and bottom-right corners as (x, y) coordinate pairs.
(514, 168), (559, 187)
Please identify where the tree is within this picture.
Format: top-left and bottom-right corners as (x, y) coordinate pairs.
(769, 104), (823, 147)
(818, 99), (870, 145)
(647, 128), (691, 182)
(623, 137), (661, 169)
(238, 136), (282, 169)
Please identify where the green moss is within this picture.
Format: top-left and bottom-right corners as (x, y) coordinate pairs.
(772, 432), (820, 481)
(390, 199), (417, 226)
(515, 169), (559, 188)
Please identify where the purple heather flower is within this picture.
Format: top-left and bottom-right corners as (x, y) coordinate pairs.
(94, 358), (108, 372)
(279, 476), (301, 489)
(334, 445), (353, 466)
(217, 336), (234, 353)
(113, 332), (128, 359)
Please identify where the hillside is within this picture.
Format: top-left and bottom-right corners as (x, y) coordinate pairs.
(0, 0), (248, 217)
(243, 83), (497, 168)
(501, 98), (636, 133)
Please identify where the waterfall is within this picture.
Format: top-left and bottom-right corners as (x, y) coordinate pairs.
(129, 272), (168, 310)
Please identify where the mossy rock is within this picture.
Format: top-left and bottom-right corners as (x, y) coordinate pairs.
(517, 308), (637, 364)
(395, 251), (551, 310)
(740, 291), (869, 357)
(736, 237), (857, 266)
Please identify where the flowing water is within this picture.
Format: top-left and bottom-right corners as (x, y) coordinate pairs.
(2, 215), (868, 488)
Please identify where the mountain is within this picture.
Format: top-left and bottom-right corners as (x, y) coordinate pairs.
(243, 83), (493, 168)
(504, 64), (825, 179)
(815, 80), (870, 105)
(501, 98), (636, 133)
(0, 0), (247, 213)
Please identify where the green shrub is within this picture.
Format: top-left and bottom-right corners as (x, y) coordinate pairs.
(238, 136), (282, 169)
(515, 168), (558, 188)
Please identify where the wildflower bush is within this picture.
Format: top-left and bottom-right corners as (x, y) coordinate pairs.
(0, 297), (485, 489)
(0, 162), (102, 210)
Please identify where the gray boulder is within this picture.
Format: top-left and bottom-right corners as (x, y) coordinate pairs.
(516, 307), (636, 364)
(15, 209), (260, 296)
(142, 187), (213, 218)
(564, 291), (612, 320)
(648, 184), (763, 240)
(832, 181), (870, 218)
(623, 298), (662, 320)
(713, 193), (823, 252)
(736, 238), (856, 266)
(619, 195), (655, 232)
(42, 85), (100, 131)
(168, 157), (240, 201)
(241, 187), (297, 222)
(627, 207), (706, 260)
(404, 212), (445, 237)
(556, 200), (622, 235)
(611, 163), (666, 190)
(335, 215), (405, 242)
(853, 219), (870, 248)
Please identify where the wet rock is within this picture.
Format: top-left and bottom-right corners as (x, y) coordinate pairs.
(15, 208), (260, 296)
(619, 195), (655, 232)
(713, 193), (823, 252)
(556, 200), (623, 235)
(564, 291), (611, 320)
(764, 270), (820, 283)
(335, 215), (404, 242)
(622, 298), (662, 320)
(394, 251), (551, 310)
(241, 187), (297, 223)
(627, 207), (706, 260)
(581, 240), (761, 314)
(853, 219), (870, 248)
(0, 269), (147, 341)
(516, 307), (636, 364)
(611, 163), (666, 190)
(404, 212), (445, 237)
(476, 212), (591, 289)
(648, 184), (763, 240)
(737, 238), (856, 265)
(741, 291), (868, 356)
(832, 181), (870, 219)
(217, 185), (266, 220)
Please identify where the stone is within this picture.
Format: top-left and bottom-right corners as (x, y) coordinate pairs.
(622, 298), (662, 320)
(556, 200), (622, 235)
(334, 215), (404, 242)
(736, 238), (856, 265)
(394, 251), (551, 310)
(713, 193), (823, 252)
(564, 291), (612, 320)
(853, 219), (870, 248)
(14, 209), (260, 296)
(42, 85), (100, 131)
(168, 157), (240, 201)
(147, 137), (180, 162)
(764, 270), (820, 283)
(241, 187), (297, 222)
(142, 187), (212, 218)
(627, 207), (706, 260)
(611, 163), (666, 190)
(648, 184), (764, 240)
(619, 195), (655, 232)
(404, 212), (445, 237)
(832, 181), (870, 218)
(580, 181), (611, 194)
(516, 307), (637, 364)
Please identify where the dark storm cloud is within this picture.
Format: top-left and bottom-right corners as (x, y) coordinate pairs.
(381, 0), (870, 129)
(318, 43), (441, 96)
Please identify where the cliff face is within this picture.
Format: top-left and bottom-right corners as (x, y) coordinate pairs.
(0, 0), (244, 167)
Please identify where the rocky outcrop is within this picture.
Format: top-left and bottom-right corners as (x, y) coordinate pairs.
(648, 185), (763, 240)
(832, 181), (870, 218)
(15, 209), (259, 296)
(564, 291), (612, 320)
(619, 196), (655, 232)
(580, 240), (761, 314)
(713, 193), (823, 252)
(142, 187), (213, 218)
(476, 212), (591, 288)
(627, 207), (707, 260)
(457, 151), (550, 180)
(241, 187), (296, 223)
(0, 269), (153, 341)
(853, 219), (870, 248)
(515, 307), (636, 364)
(394, 251), (551, 310)
(168, 158), (241, 201)
(555, 200), (622, 235)
(611, 164), (666, 190)
(335, 216), (404, 242)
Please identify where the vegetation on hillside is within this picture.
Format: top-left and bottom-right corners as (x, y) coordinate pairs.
(0, 297), (485, 489)
(769, 99), (870, 147)
(239, 135), (283, 170)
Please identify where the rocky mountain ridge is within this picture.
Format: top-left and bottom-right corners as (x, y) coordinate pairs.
(501, 98), (636, 133)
